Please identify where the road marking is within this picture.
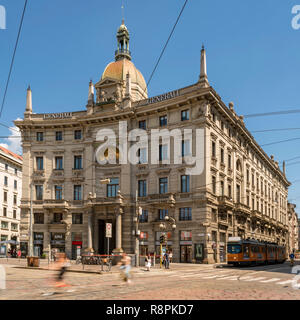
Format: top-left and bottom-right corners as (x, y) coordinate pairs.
(243, 277), (266, 282)
(276, 280), (295, 285)
(216, 276), (238, 280)
(260, 278), (281, 283)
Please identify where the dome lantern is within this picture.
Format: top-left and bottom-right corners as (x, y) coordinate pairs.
(115, 20), (131, 61)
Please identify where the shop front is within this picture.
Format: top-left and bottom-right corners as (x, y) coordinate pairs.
(180, 231), (193, 263)
(33, 232), (44, 257)
(50, 233), (65, 253)
(71, 232), (82, 260)
(139, 231), (149, 256)
(194, 243), (204, 263)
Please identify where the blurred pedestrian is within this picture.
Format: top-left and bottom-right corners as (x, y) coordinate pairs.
(54, 253), (70, 288)
(169, 251), (173, 264)
(164, 251), (170, 269)
(118, 253), (132, 284)
(17, 249), (21, 262)
(145, 254), (151, 271)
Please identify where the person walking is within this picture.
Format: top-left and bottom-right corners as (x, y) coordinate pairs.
(17, 249), (21, 262)
(145, 254), (151, 271)
(118, 253), (132, 284)
(169, 251), (173, 264)
(164, 251), (170, 269)
(289, 252), (295, 267)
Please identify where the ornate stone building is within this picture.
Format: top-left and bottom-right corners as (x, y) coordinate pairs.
(287, 203), (299, 253)
(16, 21), (291, 263)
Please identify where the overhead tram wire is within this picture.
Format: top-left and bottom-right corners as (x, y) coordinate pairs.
(252, 128), (300, 133)
(0, 0), (28, 118)
(244, 109), (300, 119)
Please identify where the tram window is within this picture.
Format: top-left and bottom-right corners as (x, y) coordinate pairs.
(228, 244), (241, 254)
(243, 246), (249, 257)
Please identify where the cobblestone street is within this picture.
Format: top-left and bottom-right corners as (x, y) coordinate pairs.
(0, 259), (299, 300)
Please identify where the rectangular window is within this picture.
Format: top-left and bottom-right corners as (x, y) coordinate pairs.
(3, 191), (7, 202)
(74, 130), (82, 140)
(181, 175), (190, 193)
(74, 155), (82, 169)
(212, 176), (216, 194)
(3, 207), (7, 217)
(14, 180), (17, 189)
(36, 157), (44, 170)
(56, 131), (63, 141)
(181, 110), (189, 121)
(5, 164), (8, 171)
(55, 156), (63, 170)
(220, 181), (224, 196)
(212, 141), (216, 157)
(72, 213), (83, 224)
(139, 120), (146, 130)
(247, 169), (249, 183)
(220, 148), (224, 163)
(4, 176), (8, 186)
(228, 184), (232, 198)
(159, 209), (168, 220)
(54, 213), (63, 223)
(236, 184), (241, 202)
(159, 144), (168, 161)
(139, 210), (148, 223)
(159, 115), (167, 127)
(74, 185), (82, 200)
(138, 180), (147, 197)
(138, 148), (147, 164)
(13, 194), (17, 205)
(13, 210), (16, 219)
(15, 168), (17, 175)
(36, 185), (43, 200)
(1, 221), (8, 230)
(228, 154), (231, 169)
(182, 140), (191, 157)
(37, 132), (44, 141)
(11, 223), (18, 231)
(55, 186), (63, 200)
(179, 208), (192, 221)
(159, 177), (168, 194)
(34, 213), (44, 224)
(107, 178), (119, 198)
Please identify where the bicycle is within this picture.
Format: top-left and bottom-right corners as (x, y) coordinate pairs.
(101, 257), (112, 272)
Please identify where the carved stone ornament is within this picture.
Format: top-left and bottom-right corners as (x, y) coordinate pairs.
(199, 102), (211, 118)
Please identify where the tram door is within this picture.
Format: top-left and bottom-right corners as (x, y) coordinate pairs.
(98, 220), (115, 254)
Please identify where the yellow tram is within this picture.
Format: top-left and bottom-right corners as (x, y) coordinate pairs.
(227, 237), (286, 266)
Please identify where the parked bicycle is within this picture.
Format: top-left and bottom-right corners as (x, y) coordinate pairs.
(101, 256), (112, 272)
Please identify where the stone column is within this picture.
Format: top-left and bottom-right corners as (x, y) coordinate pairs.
(85, 211), (94, 253)
(113, 209), (123, 253)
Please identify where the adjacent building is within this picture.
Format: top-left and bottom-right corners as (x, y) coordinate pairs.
(0, 146), (22, 255)
(15, 21), (291, 263)
(287, 203), (299, 253)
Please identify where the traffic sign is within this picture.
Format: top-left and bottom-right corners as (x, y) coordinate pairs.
(106, 223), (112, 238)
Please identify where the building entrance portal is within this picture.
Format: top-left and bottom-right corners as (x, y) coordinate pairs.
(98, 219), (115, 255)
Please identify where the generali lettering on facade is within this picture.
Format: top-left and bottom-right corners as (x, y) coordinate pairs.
(43, 112), (73, 120)
(147, 90), (180, 104)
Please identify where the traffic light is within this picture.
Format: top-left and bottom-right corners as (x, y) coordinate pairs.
(160, 235), (164, 244)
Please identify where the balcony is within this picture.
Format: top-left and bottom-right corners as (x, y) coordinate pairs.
(53, 169), (64, 177)
(33, 170), (45, 178)
(72, 169), (83, 177)
(218, 196), (234, 209)
(235, 202), (251, 215)
(43, 199), (69, 209)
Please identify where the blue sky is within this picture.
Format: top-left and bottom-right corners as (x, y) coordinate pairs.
(0, 0), (300, 212)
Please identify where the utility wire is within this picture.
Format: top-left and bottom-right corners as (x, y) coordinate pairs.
(145, 0), (189, 90)
(261, 137), (300, 147)
(252, 128), (300, 133)
(244, 109), (300, 119)
(0, 0), (28, 118)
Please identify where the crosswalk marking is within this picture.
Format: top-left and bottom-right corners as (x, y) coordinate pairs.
(238, 276), (254, 281)
(216, 276), (238, 280)
(243, 277), (266, 282)
(260, 278), (281, 283)
(276, 280), (295, 285)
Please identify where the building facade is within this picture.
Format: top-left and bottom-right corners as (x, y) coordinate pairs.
(16, 21), (291, 263)
(287, 203), (299, 253)
(0, 146), (22, 256)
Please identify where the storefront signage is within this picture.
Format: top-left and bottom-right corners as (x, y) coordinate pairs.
(106, 223), (112, 238)
(180, 241), (192, 245)
(147, 89), (180, 105)
(43, 112), (73, 120)
(181, 231), (192, 241)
